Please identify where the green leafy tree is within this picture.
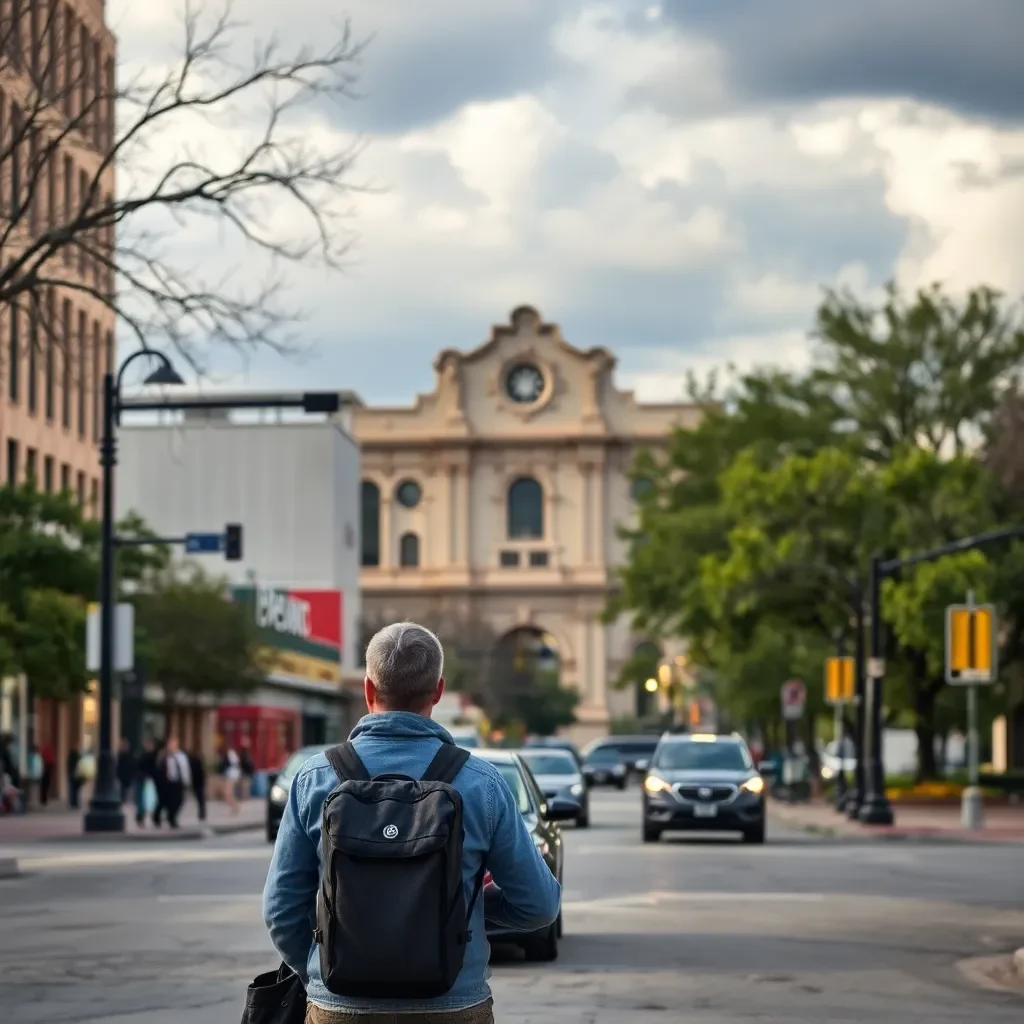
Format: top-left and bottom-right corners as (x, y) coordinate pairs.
(133, 564), (267, 712)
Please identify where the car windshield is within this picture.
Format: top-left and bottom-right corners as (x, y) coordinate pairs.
(653, 741), (751, 772)
(586, 747), (622, 764)
(520, 752), (577, 775)
(279, 747), (326, 782)
(494, 762), (533, 815)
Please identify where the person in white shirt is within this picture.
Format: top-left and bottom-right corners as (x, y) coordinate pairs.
(159, 736), (192, 829)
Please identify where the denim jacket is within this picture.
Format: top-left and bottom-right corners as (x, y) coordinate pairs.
(263, 712), (562, 1013)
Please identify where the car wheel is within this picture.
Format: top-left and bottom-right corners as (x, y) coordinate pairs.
(556, 910), (563, 938)
(523, 922), (558, 962)
(743, 822), (766, 844)
(617, 779), (627, 791)
(642, 823), (661, 843)
(576, 809), (590, 828)
(266, 825), (277, 844)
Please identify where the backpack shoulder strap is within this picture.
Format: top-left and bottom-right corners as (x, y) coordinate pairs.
(325, 742), (369, 783)
(421, 743), (470, 784)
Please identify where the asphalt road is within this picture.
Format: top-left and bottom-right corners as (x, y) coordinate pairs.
(1, 789), (1022, 1023)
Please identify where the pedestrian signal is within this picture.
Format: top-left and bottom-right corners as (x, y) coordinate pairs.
(945, 604), (996, 685)
(824, 657), (855, 705)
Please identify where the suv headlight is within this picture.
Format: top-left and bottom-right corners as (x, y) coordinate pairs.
(740, 776), (765, 796)
(644, 775), (670, 794)
(269, 784), (288, 803)
(570, 783), (583, 797)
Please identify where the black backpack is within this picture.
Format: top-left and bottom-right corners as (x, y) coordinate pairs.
(314, 741), (484, 998)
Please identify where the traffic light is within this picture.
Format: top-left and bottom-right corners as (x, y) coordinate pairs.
(225, 523), (243, 561)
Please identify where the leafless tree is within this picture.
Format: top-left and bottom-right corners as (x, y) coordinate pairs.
(0, 0), (366, 372)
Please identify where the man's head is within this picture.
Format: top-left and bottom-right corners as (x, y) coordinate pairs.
(165, 736), (179, 754)
(364, 622), (445, 714)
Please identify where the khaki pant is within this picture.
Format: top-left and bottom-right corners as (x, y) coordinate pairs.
(305, 998), (494, 1024)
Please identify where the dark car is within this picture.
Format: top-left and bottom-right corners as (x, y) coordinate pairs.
(475, 748), (579, 961)
(523, 736), (584, 770)
(585, 735), (660, 779)
(580, 745), (628, 789)
(266, 744), (329, 843)
(641, 733), (767, 844)
(517, 748), (589, 827)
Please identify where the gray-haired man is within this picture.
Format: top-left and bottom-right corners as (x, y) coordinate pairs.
(263, 621), (562, 1022)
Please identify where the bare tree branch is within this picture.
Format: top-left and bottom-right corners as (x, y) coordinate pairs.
(0, 0), (369, 372)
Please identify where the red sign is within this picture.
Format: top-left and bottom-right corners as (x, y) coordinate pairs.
(287, 589), (343, 650)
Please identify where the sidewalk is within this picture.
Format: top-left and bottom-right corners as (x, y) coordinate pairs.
(770, 798), (1024, 843)
(0, 797), (265, 844)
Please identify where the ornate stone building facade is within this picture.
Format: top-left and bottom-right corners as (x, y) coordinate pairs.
(352, 306), (699, 741)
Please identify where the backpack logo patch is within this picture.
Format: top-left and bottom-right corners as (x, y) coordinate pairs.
(383, 824), (399, 839)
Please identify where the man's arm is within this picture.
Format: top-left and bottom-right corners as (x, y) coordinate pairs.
(262, 772), (320, 983)
(482, 774), (561, 932)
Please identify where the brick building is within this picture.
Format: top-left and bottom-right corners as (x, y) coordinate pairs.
(0, 0), (116, 799)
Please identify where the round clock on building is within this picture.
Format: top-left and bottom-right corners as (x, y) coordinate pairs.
(505, 362), (545, 404)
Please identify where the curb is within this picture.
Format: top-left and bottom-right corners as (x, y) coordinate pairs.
(0, 857), (19, 878)
(1014, 948), (1024, 977)
(770, 808), (1024, 844)
(1, 818), (262, 845)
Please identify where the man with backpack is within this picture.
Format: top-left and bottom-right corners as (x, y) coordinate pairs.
(263, 621), (562, 1022)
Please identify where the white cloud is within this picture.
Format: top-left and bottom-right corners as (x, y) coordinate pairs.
(105, 0), (1024, 400)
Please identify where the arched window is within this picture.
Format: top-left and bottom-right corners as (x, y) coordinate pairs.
(399, 532), (420, 568)
(507, 476), (543, 539)
(361, 480), (380, 567)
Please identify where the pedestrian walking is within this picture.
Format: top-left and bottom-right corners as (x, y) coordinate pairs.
(188, 748), (207, 822)
(66, 747), (80, 808)
(158, 736), (191, 829)
(74, 749), (96, 806)
(218, 744), (241, 814)
(263, 621), (561, 1023)
(135, 737), (157, 826)
(26, 743), (43, 809)
(152, 739), (168, 825)
(239, 737), (255, 801)
(116, 739), (135, 804)
(38, 742), (54, 806)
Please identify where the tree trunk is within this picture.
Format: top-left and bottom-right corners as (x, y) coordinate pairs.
(914, 683), (940, 782)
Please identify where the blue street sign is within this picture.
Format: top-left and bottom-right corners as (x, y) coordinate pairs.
(185, 532), (225, 555)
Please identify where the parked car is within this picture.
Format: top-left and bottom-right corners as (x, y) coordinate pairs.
(641, 732), (768, 844)
(581, 745), (628, 789)
(266, 744), (329, 843)
(583, 735), (660, 780)
(524, 736), (584, 770)
(475, 748), (579, 961)
(820, 737), (857, 781)
(517, 748), (590, 827)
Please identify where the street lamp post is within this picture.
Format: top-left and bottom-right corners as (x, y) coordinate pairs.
(831, 630), (848, 811)
(83, 350), (185, 833)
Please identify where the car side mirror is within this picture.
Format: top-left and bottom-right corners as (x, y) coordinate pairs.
(634, 758), (650, 773)
(757, 761), (776, 777)
(543, 797), (581, 822)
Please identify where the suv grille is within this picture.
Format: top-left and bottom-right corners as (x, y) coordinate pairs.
(675, 785), (735, 802)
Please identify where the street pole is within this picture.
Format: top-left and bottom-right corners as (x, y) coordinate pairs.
(859, 554), (894, 825)
(832, 631), (848, 811)
(847, 587), (866, 819)
(962, 589), (983, 831)
(83, 371), (124, 832)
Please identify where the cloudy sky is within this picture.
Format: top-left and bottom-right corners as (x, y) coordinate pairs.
(109, 1), (1024, 403)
